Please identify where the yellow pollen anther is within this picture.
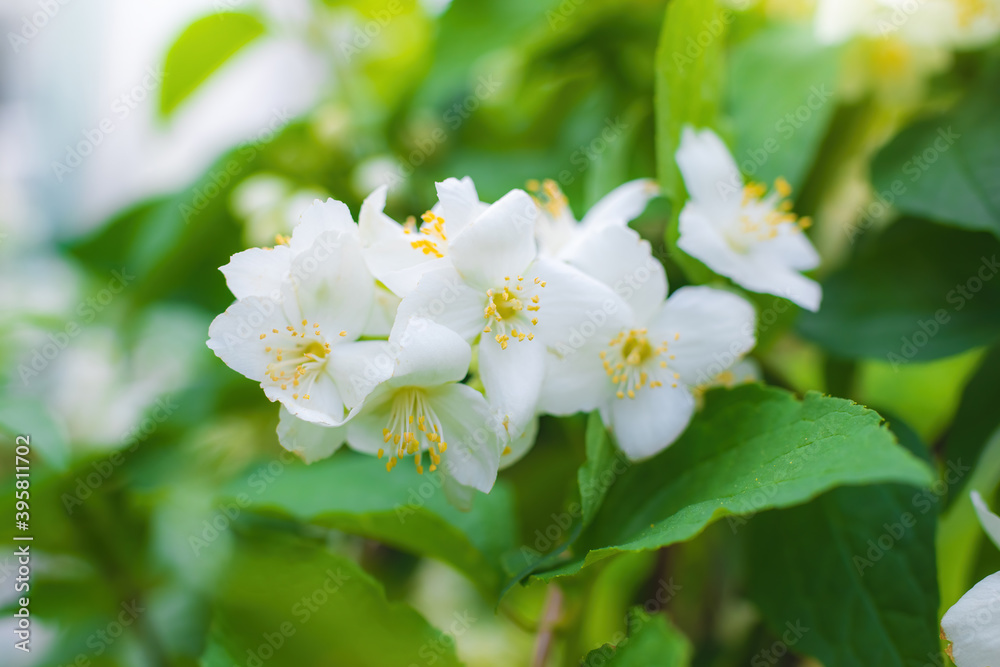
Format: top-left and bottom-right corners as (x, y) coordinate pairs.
(339, 330), (347, 337)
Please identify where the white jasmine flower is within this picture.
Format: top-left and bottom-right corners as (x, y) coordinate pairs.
(940, 491), (1000, 666)
(676, 127), (822, 312)
(529, 178), (659, 258)
(358, 177), (487, 297)
(346, 317), (504, 493)
(277, 405), (346, 464)
(393, 188), (628, 438)
(540, 230), (756, 460)
(208, 199), (380, 426)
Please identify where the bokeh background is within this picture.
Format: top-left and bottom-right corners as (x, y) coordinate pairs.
(2, 0), (999, 665)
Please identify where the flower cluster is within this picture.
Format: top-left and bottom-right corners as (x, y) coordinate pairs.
(208, 127), (819, 495)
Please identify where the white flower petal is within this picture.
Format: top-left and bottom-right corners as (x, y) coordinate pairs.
(265, 368), (346, 426)
(530, 257), (631, 351)
(676, 126), (743, 218)
(435, 176), (487, 238)
(478, 335), (545, 437)
(941, 571), (1000, 667)
(389, 317), (472, 388)
(971, 490), (1000, 550)
(429, 383), (502, 493)
(449, 189), (538, 289)
(328, 340), (394, 411)
(207, 296), (285, 382)
(277, 405), (346, 464)
(754, 227), (821, 271)
(393, 266), (488, 342)
(580, 178), (659, 230)
(538, 336), (614, 416)
(677, 203), (748, 277)
(359, 185), (448, 297)
(288, 230), (375, 337)
(290, 198), (358, 255)
(610, 380), (696, 461)
(739, 255), (823, 312)
(362, 285), (401, 338)
(646, 286), (757, 387)
(560, 225), (668, 323)
(220, 246), (292, 300)
(345, 388), (394, 455)
(499, 414), (538, 470)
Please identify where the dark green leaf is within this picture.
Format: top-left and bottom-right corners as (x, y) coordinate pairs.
(743, 418), (940, 667)
(944, 344), (1000, 506)
(534, 385), (933, 580)
(798, 218), (1000, 361)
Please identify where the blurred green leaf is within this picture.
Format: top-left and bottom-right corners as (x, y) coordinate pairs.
(212, 533), (461, 667)
(744, 419), (940, 667)
(871, 65), (1000, 236)
(798, 219), (1000, 361)
(229, 451), (517, 598)
(578, 411), (619, 529)
(534, 385), (933, 580)
(160, 12), (267, 117)
(583, 608), (692, 666)
(0, 394), (69, 471)
(654, 0), (726, 204)
(943, 345), (1000, 506)
(727, 24), (839, 190)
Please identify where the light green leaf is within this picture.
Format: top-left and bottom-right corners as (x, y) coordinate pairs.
(654, 0), (727, 205)
(871, 64), (1000, 236)
(160, 12), (267, 117)
(798, 218), (1000, 361)
(583, 608), (692, 666)
(212, 534), (461, 667)
(727, 24), (839, 190)
(227, 451), (517, 597)
(744, 419), (940, 667)
(578, 411), (623, 529)
(534, 385), (934, 580)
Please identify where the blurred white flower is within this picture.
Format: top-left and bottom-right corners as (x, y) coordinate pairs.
(676, 126), (822, 312)
(940, 491), (1000, 666)
(229, 172), (327, 247)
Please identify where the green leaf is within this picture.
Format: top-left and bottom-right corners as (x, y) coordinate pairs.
(654, 0), (726, 204)
(944, 345), (1000, 506)
(727, 24), (839, 190)
(871, 65), (1000, 236)
(160, 12), (267, 117)
(798, 218), (1000, 361)
(228, 451), (517, 597)
(212, 533), (461, 667)
(578, 411), (623, 529)
(743, 418), (940, 667)
(583, 609), (692, 666)
(534, 385), (933, 580)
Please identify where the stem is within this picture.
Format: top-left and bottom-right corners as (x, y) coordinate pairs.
(532, 584), (565, 667)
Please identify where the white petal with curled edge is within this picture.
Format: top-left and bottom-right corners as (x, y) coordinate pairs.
(676, 126), (743, 219)
(478, 334), (545, 439)
(388, 317), (472, 388)
(580, 178), (659, 230)
(264, 367), (346, 427)
(449, 189), (538, 290)
(392, 265), (487, 343)
(220, 246), (292, 300)
(739, 253), (822, 312)
(560, 224), (667, 324)
(277, 405), (346, 464)
(940, 571), (1000, 667)
(430, 383), (502, 493)
(328, 340), (394, 411)
(677, 203), (747, 279)
(754, 227), (821, 271)
(435, 176), (487, 238)
(645, 286), (757, 387)
(290, 198), (358, 254)
(971, 490), (1000, 550)
(207, 296), (286, 382)
(610, 378), (696, 461)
